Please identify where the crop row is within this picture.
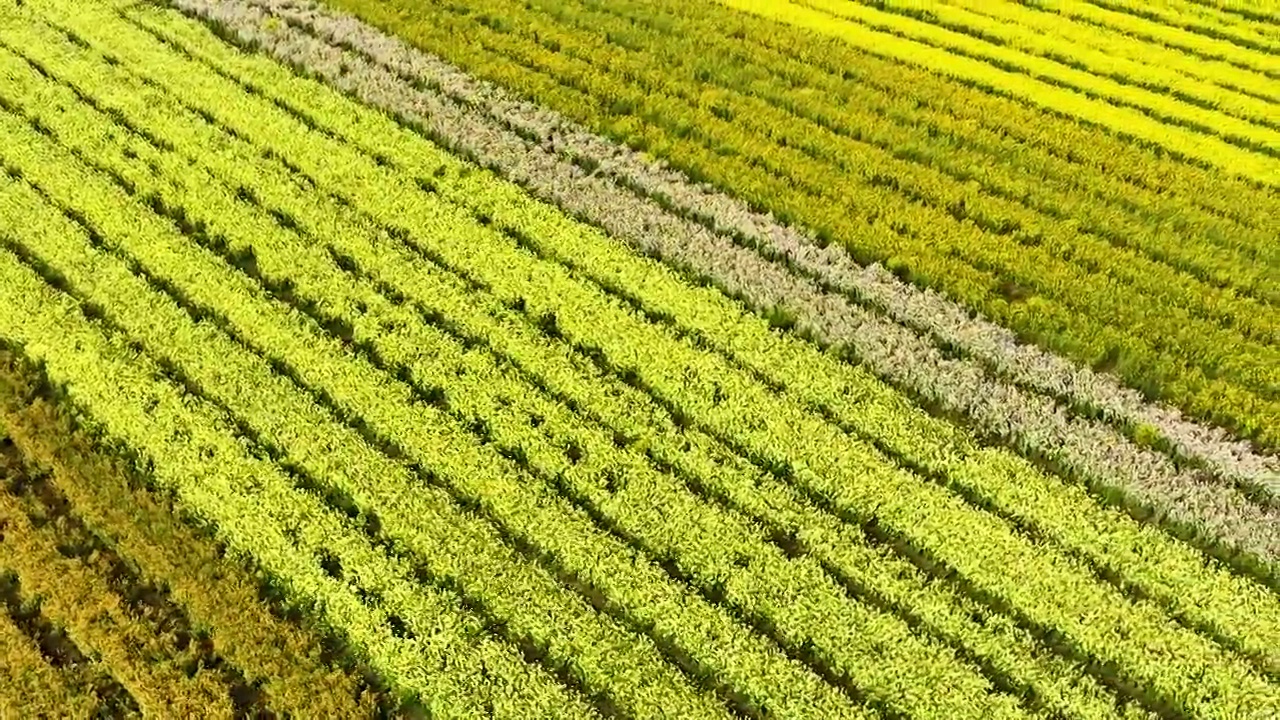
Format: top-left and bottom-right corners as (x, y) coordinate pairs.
(0, 67), (596, 708)
(0, 435), (116, 717)
(984, 0), (1280, 84)
(0, 348), (386, 717)
(117, 0), (1280, 645)
(506, 0), (1280, 353)
(0, 113), (736, 720)
(809, 0), (1280, 158)
(434, 0), (1280, 347)
(289, 0), (1280, 271)
(135, 0), (1280, 689)
(503, 0), (1278, 311)
(0, 470), (238, 715)
(570, 0), (1280, 239)
(1073, 0), (1280, 55)
(34, 19), (1154, 717)
(313, 0), (1280, 451)
(718, 0), (1280, 184)
(691, 0), (1279, 234)
(943, 0), (1280, 103)
(394, 0), (1280, 466)
(232, 0), (1280, 506)
(2, 28), (1141, 715)
(0, 597), (88, 717)
(188, 0), (1280, 607)
(877, 0), (1279, 127)
(21, 2), (1280, 715)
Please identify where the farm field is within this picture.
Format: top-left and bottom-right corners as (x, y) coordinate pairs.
(0, 0), (1277, 717)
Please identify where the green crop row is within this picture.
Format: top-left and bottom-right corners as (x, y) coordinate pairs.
(75, 3), (1280, 714)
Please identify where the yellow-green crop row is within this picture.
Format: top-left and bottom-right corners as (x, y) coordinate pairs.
(0, 108), (735, 720)
(1016, 0), (1280, 78)
(6, 0), (1280, 715)
(866, 0), (1279, 129)
(797, 0), (1280, 153)
(0, 53), (603, 707)
(1075, 0), (1280, 51)
(0, 231), (603, 719)
(39, 2), (1280, 714)
(0, 358), (386, 718)
(125, 0), (1280, 671)
(0, 591), (91, 717)
(12, 12), (1099, 714)
(0, 486), (236, 716)
(0, 17), (1168, 715)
